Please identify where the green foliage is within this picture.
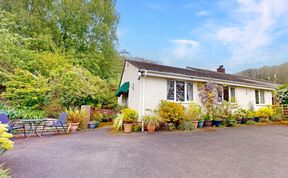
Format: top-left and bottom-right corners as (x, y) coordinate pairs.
(0, 105), (47, 119)
(178, 121), (194, 131)
(113, 115), (123, 131)
(277, 84), (288, 104)
(67, 108), (86, 123)
(0, 165), (10, 178)
(167, 123), (176, 131)
(0, 124), (14, 155)
(0, 0), (122, 113)
(143, 115), (161, 127)
(91, 111), (103, 122)
(121, 108), (137, 123)
(185, 102), (201, 121)
(246, 120), (256, 125)
(256, 107), (274, 118)
(1, 69), (49, 110)
(159, 100), (185, 124)
(132, 124), (142, 132)
(234, 108), (247, 120)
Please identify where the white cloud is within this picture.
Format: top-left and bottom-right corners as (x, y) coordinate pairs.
(215, 0), (288, 65)
(170, 39), (200, 59)
(196, 10), (210, 16)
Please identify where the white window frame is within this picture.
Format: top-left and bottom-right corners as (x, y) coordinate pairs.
(220, 86), (236, 103)
(255, 90), (265, 105)
(167, 80), (193, 102)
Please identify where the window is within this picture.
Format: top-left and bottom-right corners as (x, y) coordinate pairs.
(220, 86), (236, 102)
(167, 81), (174, 100)
(176, 81), (185, 101)
(230, 87), (236, 103)
(167, 80), (193, 102)
(223, 86), (229, 101)
(255, 90), (265, 104)
(186, 83), (193, 101)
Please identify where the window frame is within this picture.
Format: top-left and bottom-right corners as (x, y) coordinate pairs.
(255, 89), (265, 104)
(219, 86), (236, 103)
(166, 80), (194, 102)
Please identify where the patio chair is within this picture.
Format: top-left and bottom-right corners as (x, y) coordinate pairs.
(0, 113), (26, 137)
(41, 112), (69, 135)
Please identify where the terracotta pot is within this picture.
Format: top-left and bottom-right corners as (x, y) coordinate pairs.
(191, 121), (199, 129)
(147, 123), (156, 133)
(70, 122), (80, 133)
(123, 123), (132, 133)
(204, 120), (212, 127)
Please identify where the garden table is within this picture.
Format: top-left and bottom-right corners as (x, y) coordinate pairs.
(20, 119), (47, 137)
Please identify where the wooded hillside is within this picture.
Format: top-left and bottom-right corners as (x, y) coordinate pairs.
(237, 63), (288, 84)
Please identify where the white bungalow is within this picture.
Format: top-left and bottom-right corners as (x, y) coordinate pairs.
(116, 60), (278, 120)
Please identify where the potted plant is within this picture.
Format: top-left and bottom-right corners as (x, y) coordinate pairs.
(246, 110), (255, 122)
(203, 114), (213, 127)
(185, 102), (201, 129)
(88, 112), (103, 129)
(67, 108), (86, 133)
(226, 117), (237, 127)
(143, 115), (161, 133)
(256, 107), (273, 123)
(212, 106), (223, 127)
(234, 109), (247, 124)
(121, 108), (137, 133)
(198, 118), (204, 128)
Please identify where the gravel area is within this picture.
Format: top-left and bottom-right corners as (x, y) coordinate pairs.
(1, 125), (288, 178)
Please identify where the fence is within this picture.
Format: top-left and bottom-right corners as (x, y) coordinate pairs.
(282, 105), (288, 118)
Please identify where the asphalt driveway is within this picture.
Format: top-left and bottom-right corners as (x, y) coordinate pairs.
(1, 125), (288, 178)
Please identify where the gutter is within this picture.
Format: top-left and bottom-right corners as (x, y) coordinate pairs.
(145, 70), (276, 91)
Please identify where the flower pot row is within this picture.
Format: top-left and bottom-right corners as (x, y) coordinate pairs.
(123, 122), (157, 133)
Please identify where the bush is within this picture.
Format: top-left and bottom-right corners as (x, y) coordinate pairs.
(67, 108), (86, 123)
(0, 124), (14, 155)
(178, 121), (194, 131)
(121, 108), (137, 123)
(113, 115), (123, 131)
(132, 124), (142, 132)
(0, 165), (10, 178)
(185, 102), (201, 121)
(246, 120), (256, 125)
(256, 107), (273, 119)
(159, 100), (185, 124)
(0, 105), (47, 119)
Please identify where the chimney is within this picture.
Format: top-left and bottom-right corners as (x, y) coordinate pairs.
(217, 65), (225, 73)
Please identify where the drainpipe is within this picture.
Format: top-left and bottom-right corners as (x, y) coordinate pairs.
(138, 69), (147, 132)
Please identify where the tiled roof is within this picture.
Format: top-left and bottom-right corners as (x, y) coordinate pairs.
(127, 60), (277, 89)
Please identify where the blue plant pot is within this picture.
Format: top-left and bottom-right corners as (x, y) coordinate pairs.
(198, 121), (204, 128)
(214, 120), (222, 127)
(88, 121), (99, 129)
(254, 117), (260, 123)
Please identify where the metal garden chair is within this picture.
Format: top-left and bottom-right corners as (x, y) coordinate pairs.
(41, 112), (69, 135)
(0, 113), (26, 137)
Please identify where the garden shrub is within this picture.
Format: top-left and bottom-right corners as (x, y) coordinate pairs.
(0, 105), (47, 119)
(167, 123), (176, 131)
(0, 124), (14, 155)
(256, 107), (273, 119)
(159, 100), (185, 124)
(185, 102), (201, 121)
(246, 120), (256, 125)
(121, 108), (137, 123)
(178, 121), (194, 131)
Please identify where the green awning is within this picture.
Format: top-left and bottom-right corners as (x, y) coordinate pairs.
(115, 82), (129, 97)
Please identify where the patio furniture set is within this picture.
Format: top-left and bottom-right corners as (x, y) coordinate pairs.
(0, 112), (69, 138)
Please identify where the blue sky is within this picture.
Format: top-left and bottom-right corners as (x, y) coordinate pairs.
(116, 0), (288, 73)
